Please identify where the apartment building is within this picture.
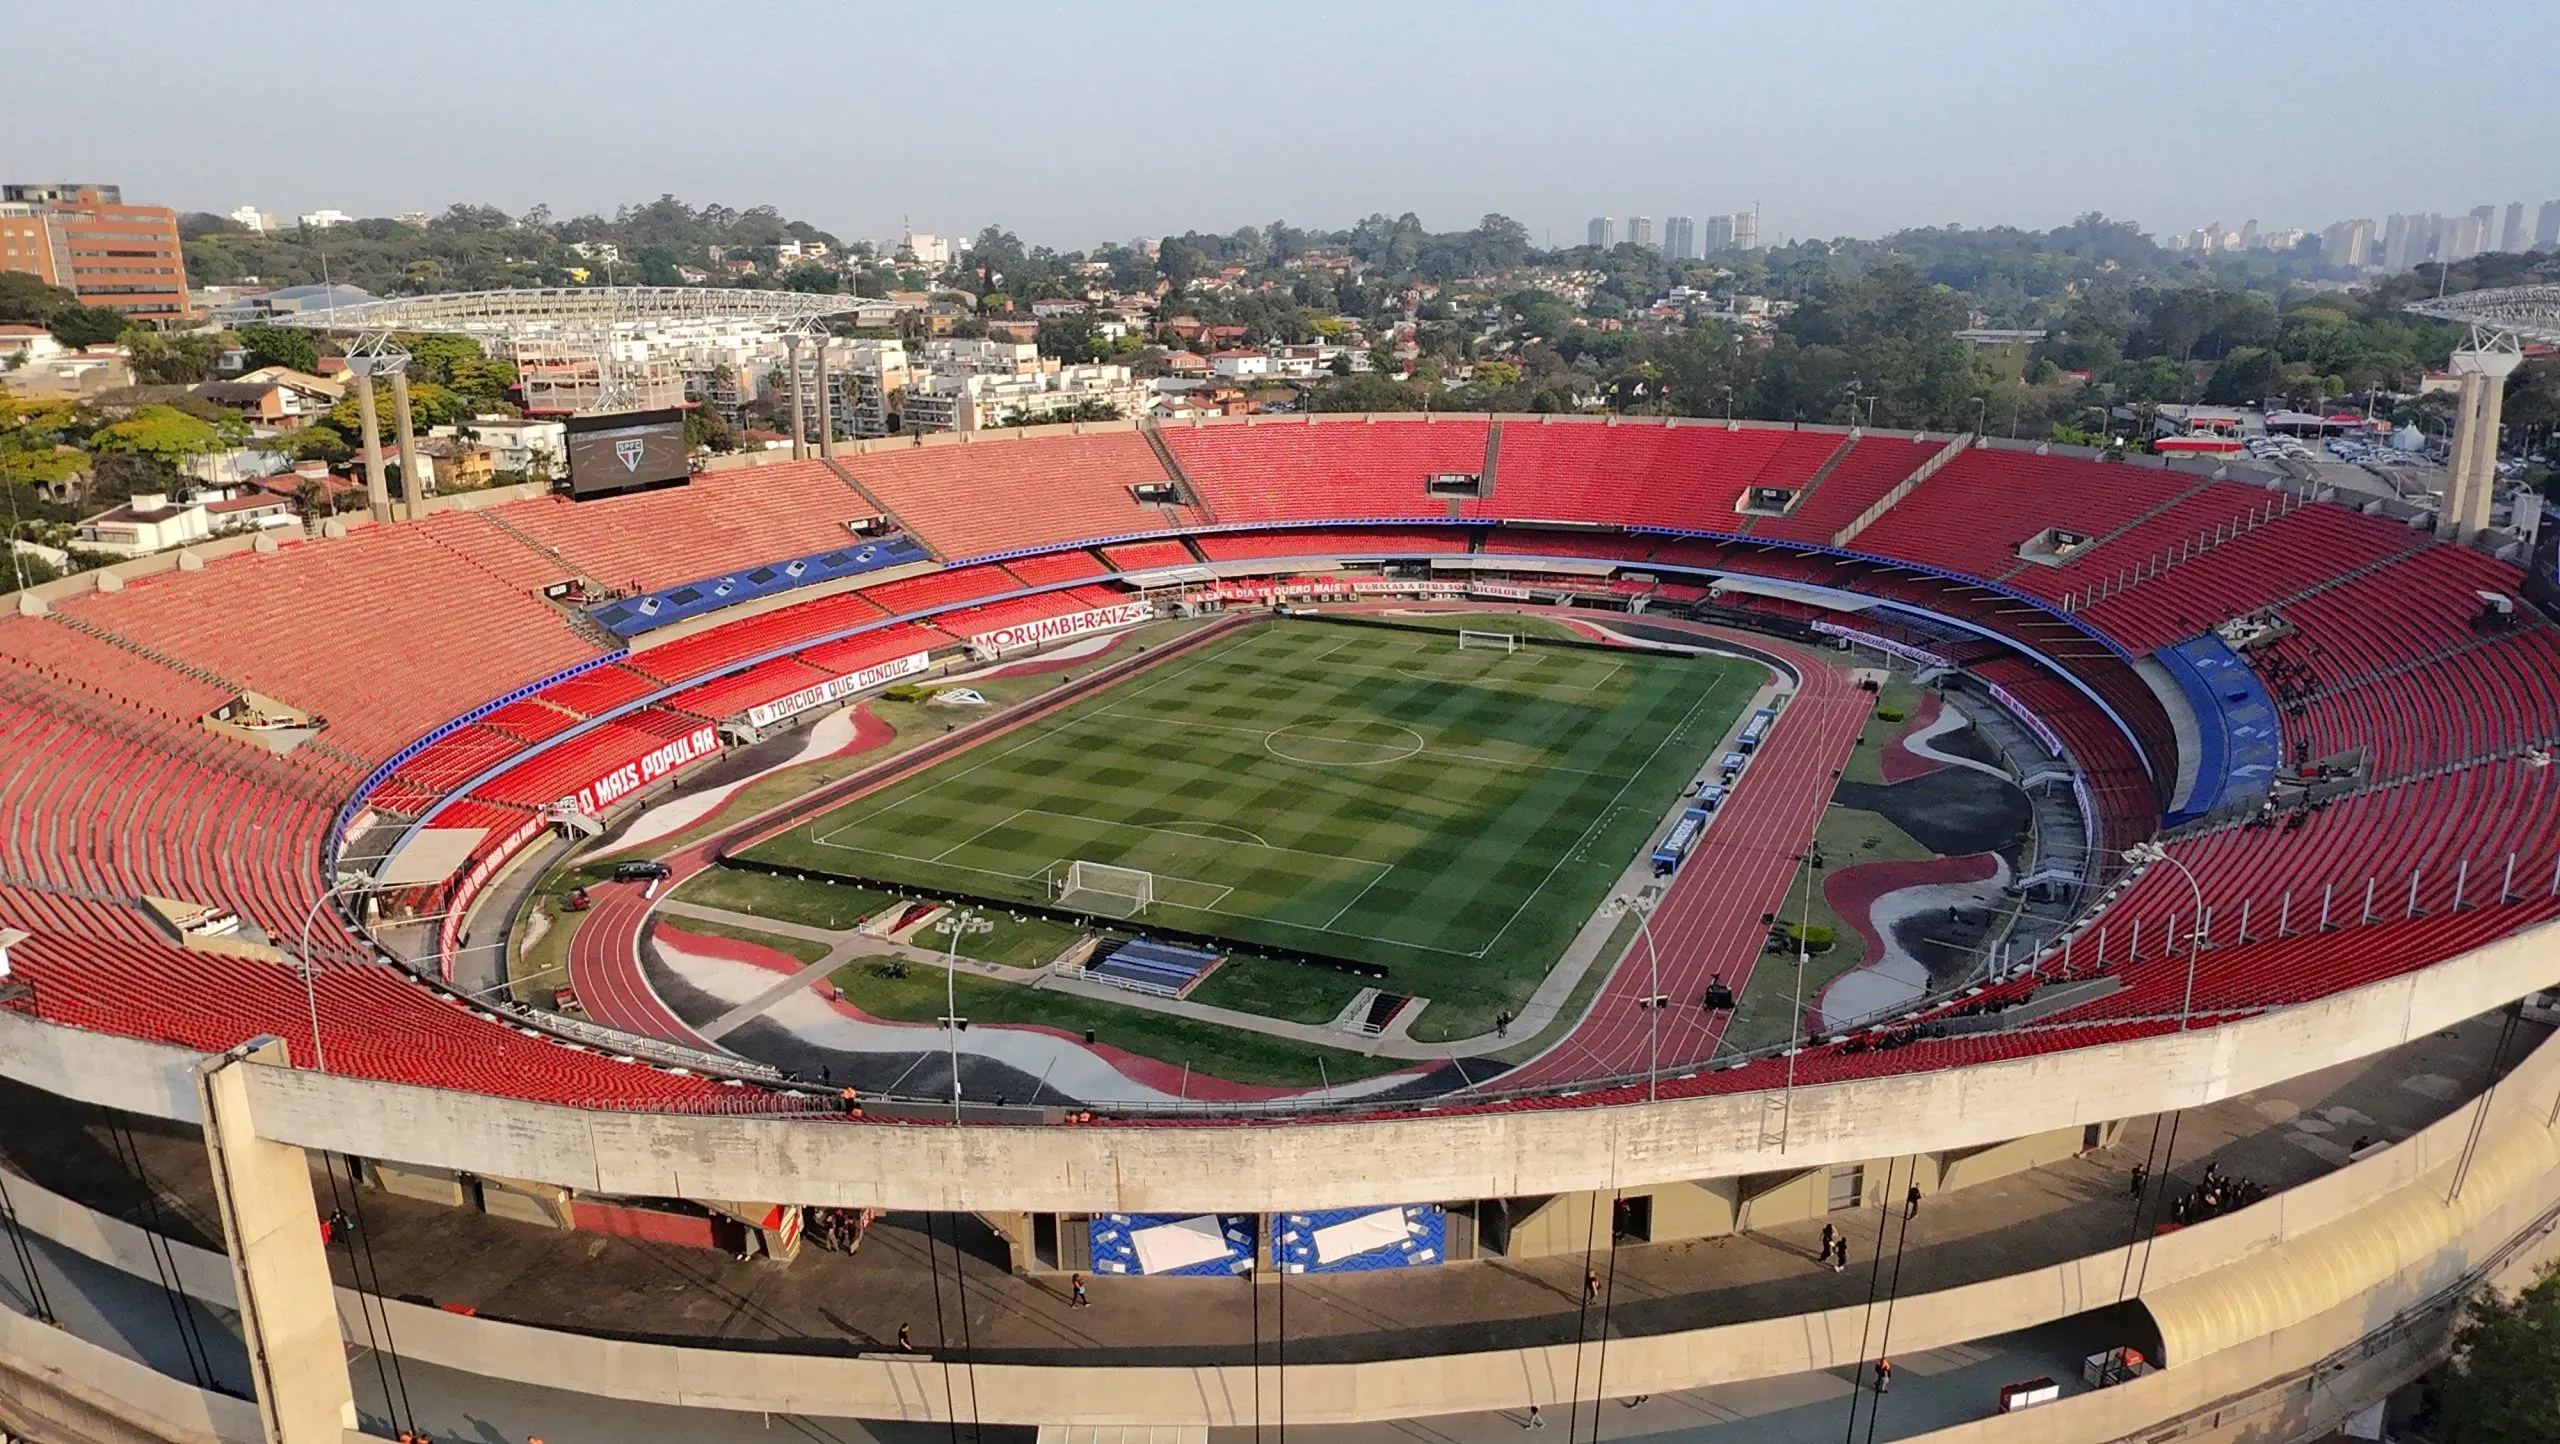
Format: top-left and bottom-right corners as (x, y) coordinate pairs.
(0, 182), (192, 322)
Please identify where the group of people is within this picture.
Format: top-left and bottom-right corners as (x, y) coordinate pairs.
(805, 1205), (879, 1254)
(2240, 792), (2329, 834)
(2129, 1159), (2265, 1225)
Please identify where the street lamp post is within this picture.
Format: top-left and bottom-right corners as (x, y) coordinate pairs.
(295, 871), (376, 1073)
(1607, 895), (1662, 1102)
(933, 909), (995, 1113)
(2124, 842), (2205, 1030)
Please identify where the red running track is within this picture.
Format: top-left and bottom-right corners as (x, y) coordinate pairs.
(565, 836), (727, 1049)
(1504, 633), (1870, 1087)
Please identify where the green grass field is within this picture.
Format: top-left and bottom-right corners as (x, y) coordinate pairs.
(744, 617), (1760, 1030)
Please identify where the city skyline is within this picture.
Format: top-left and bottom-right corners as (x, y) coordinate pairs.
(6, 1), (2556, 254)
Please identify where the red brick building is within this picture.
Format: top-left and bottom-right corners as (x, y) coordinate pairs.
(0, 182), (192, 323)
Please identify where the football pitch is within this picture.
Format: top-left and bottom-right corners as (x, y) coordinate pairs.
(743, 618), (1762, 1021)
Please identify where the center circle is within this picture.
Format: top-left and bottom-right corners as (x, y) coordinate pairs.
(1263, 722), (1427, 767)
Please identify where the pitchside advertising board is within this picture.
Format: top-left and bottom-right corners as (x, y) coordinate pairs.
(565, 407), (690, 498)
(434, 722), (722, 972)
(969, 600), (1155, 654)
(746, 651), (933, 729)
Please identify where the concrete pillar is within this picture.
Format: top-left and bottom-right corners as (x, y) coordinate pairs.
(388, 370), (423, 521)
(815, 338), (835, 459)
(351, 371), (391, 524)
(785, 335), (807, 461)
(2441, 345), (2520, 543)
(194, 1040), (357, 1444)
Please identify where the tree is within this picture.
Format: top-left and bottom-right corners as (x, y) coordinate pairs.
(321, 381), (462, 445)
(0, 272), (78, 326)
(121, 327), (220, 385)
(2428, 1262), (2560, 1442)
(49, 305), (130, 349)
(237, 324), (322, 374)
(90, 405), (236, 465)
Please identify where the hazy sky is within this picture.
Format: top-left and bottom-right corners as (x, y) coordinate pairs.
(9, 1), (2555, 249)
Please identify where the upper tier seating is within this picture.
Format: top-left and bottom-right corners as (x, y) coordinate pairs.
(844, 432), (1193, 560)
(56, 513), (600, 763)
(1485, 422), (1837, 529)
(1742, 435), (1941, 544)
(2077, 504), (2428, 653)
(488, 460), (875, 592)
(1851, 450), (2195, 583)
(1194, 527), (1471, 561)
(0, 679), (337, 942)
(2011, 480), (2277, 602)
(0, 616), (233, 728)
(1166, 419), (1491, 523)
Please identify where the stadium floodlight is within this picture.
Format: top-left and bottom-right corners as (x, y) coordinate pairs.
(2124, 841), (2206, 1032)
(932, 908), (997, 1112)
(1457, 630), (1520, 654)
(1059, 860), (1156, 916)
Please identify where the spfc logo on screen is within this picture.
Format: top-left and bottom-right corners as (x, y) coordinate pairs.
(615, 438), (645, 472)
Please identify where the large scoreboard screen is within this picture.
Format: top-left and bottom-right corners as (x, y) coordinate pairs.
(564, 408), (690, 499)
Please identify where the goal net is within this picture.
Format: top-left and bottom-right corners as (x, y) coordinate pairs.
(1457, 629), (1520, 654)
(1057, 859), (1156, 914)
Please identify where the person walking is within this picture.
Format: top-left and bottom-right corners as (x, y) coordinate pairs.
(1523, 1404), (1545, 1430)
(1070, 1273), (1090, 1308)
(2128, 1161), (2148, 1198)
(1875, 1357), (1893, 1393)
(1829, 1236), (1847, 1272)
(1904, 1183), (1922, 1221)
(1818, 1223), (1837, 1265)
(897, 1323), (913, 1353)
(1584, 1268), (1601, 1303)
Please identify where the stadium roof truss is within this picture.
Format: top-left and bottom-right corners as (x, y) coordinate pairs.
(2406, 283), (2560, 347)
(268, 286), (864, 414)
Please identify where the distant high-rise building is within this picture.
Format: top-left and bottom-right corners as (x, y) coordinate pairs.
(2237, 219), (2260, 251)
(2500, 201), (2524, 253)
(1629, 215), (1653, 249)
(2441, 213), (2488, 265)
(2322, 219), (2375, 268)
(2537, 199), (2560, 252)
(1587, 216), (1613, 249)
(1703, 214), (1734, 253)
(2381, 214), (2417, 271)
(1665, 215), (1696, 260)
(1731, 208), (1759, 251)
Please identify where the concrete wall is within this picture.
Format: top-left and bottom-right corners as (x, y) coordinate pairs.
(13, 1016), (2560, 1430)
(2, 918), (2550, 1216)
(0, 1306), (261, 1444)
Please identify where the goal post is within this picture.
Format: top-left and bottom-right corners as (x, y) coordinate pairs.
(1057, 859), (1156, 914)
(1457, 629), (1520, 654)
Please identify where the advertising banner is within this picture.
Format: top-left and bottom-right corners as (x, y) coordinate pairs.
(970, 600), (1154, 654)
(744, 651), (932, 729)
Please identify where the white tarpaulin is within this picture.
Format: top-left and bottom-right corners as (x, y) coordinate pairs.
(1312, 1208), (1409, 1265)
(1129, 1215), (1230, 1275)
